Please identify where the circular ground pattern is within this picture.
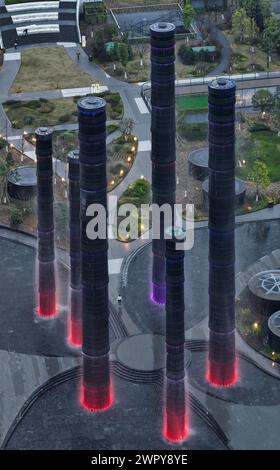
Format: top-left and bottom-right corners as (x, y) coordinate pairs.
(5, 375), (227, 450)
(188, 351), (280, 406)
(116, 334), (165, 371)
(123, 220), (280, 335)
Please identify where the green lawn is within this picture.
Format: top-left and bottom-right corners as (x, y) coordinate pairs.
(237, 130), (280, 183)
(10, 46), (95, 93)
(176, 94), (208, 112)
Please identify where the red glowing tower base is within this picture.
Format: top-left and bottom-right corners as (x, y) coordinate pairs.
(80, 383), (113, 412)
(163, 412), (189, 443)
(68, 319), (82, 347)
(37, 292), (56, 318)
(207, 360), (238, 387)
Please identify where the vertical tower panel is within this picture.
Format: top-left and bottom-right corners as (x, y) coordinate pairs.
(35, 127), (56, 317)
(208, 78), (237, 387)
(150, 22), (176, 305)
(78, 96), (112, 411)
(68, 150), (82, 346)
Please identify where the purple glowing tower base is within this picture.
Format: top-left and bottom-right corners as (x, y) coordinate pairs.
(151, 282), (166, 305)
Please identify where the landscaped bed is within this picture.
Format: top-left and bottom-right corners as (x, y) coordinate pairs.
(117, 178), (151, 242)
(9, 46), (95, 94)
(107, 134), (138, 191)
(236, 288), (280, 364)
(236, 128), (280, 183)
(3, 93), (123, 129)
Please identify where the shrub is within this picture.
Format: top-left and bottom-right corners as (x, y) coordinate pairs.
(179, 122), (208, 141)
(58, 114), (71, 123)
(39, 102), (55, 114)
(178, 44), (195, 65)
(249, 122), (270, 132)
(0, 137), (6, 149)
(26, 100), (41, 110)
(10, 206), (23, 226)
(23, 115), (35, 125)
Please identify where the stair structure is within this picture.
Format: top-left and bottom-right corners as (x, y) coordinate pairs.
(0, 0), (79, 48)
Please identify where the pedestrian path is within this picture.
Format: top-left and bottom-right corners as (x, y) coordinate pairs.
(134, 97), (149, 114)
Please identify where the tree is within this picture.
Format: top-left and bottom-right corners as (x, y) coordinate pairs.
(183, 2), (195, 31)
(0, 152), (14, 203)
(118, 43), (129, 67)
(178, 44), (195, 65)
(248, 160), (270, 201)
(241, 0), (271, 33)
(119, 118), (135, 141)
(232, 8), (251, 42)
(252, 89), (274, 113)
(262, 14), (280, 59)
(134, 42), (148, 67)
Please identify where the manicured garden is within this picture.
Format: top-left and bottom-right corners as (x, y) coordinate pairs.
(4, 92), (123, 129)
(9, 47), (95, 94)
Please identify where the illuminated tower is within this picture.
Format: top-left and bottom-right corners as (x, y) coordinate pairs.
(164, 227), (188, 442)
(35, 127), (56, 317)
(208, 78), (237, 387)
(68, 150), (82, 346)
(78, 96), (112, 411)
(150, 22), (176, 305)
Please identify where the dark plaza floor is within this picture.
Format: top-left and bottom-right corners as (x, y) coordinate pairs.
(5, 375), (227, 450)
(1, 218), (280, 449)
(123, 220), (280, 334)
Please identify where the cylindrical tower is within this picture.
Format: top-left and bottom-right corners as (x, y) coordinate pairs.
(68, 149), (82, 346)
(208, 77), (237, 387)
(150, 22), (176, 305)
(164, 227), (188, 442)
(78, 96), (112, 411)
(35, 127), (56, 317)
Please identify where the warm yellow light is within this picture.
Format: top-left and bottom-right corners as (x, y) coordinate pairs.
(133, 136), (138, 142)
(272, 351), (276, 356)
(127, 156), (131, 162)
(253, 322), (259, 330)
(120, 169), (124, 176)
(140, 175), (144, 180)
(111, 180), (115, 185)
(131, 146), (136, 152)
(141, 224), (145, 230)
(62, 177), (65, 182)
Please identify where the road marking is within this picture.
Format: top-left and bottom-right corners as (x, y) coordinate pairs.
(134, 97), (149, 114)
(57, 42), (77, 47)
(105, 72), (111, 78)
(109, 258), (123, 275)
(61, 86), (108, 97)
(24, 150), (36, 160)
(4, 53), (21, 61)
(138, 140), (151, 152)
(8, 135), (22, 141)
